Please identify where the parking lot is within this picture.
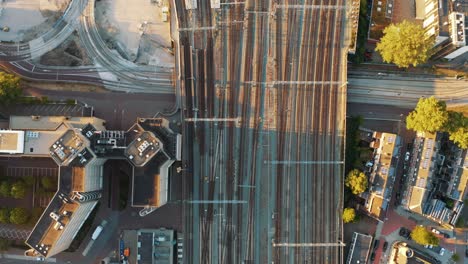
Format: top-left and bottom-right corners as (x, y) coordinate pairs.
(0, 103), (92, 118)
(6, 167), (58, 178)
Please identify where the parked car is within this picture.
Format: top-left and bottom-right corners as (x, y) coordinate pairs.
(399, 227), (411, 239)
(370, 252), (376, 261)
(441, 232), (449, 238)
(373, 239), (380, 249)
(439, 248), (445, 256)
(465, 248), (468, 257)
(383, 241), (388, 251)
(405, 152), (411, 161)
(431, 228), (440, 235)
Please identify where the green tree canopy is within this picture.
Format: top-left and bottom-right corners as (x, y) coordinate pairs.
(343, 208), (356, 223)
(0, 181), (11, 197)
(0, 208), (9, 224)
(345, 169), (368, 195)
(451, 253), (460, 262)
(10, 181), (27, 199)
(447, 111), (468, 149)
(449, 127), (468, 149)
(41, 177), (57, 190)
(375, 20), (435, 68)
(0, 72), (21, 104)
(410, 226), (439, 246)
(9, 208), (29, 225)
(406, 97), (448, 133)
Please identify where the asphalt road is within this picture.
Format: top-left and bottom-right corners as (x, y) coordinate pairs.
(348, 75), (468, 106)
(23, 86), (176, 130)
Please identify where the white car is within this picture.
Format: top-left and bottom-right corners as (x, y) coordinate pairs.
(431, 228), (440, 234)
(439, 248), (445, 256)
(405, 152), (410, 161)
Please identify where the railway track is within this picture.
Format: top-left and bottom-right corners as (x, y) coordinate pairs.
(179, 0), (348, 262)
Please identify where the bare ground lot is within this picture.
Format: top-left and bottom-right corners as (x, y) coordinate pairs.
(0, 0), (70, 42)
(95, 0), (174, 67)
(34, 32), (93, 66)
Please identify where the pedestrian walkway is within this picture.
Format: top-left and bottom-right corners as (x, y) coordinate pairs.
(0, 253), (56, 262)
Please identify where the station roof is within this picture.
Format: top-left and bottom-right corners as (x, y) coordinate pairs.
(0, 130), (24, 154)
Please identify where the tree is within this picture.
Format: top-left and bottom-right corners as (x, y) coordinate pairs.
(10, 181), (27, 199)
(410, 226), (439, 246)
(447, 111), (468, 149)
(9, 208), (29, 225)
(23, 176), (35, 186)
(451, 253), (460, 262)
(0, 72), (21, 104)
(41, 177), (56, 190)
(406, 97), (448, 133)
(449, 127), (468, 149)
(0, 181), (11, 197)
(345, 169), (368, 195)
(0, 208), (9, 224)
(343, 208), (356, 223)
(375, 20), (435, 68)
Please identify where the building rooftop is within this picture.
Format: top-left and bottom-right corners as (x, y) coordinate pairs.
(404, 132), (440, 214)
(390, 243), (436, 264)
(137, 228), (175, 264)
(24, 126), (68, 156)
(9, 116), (105, 131)
(125, 131), (161, 167)
(0, 130), (24, 154)
(132, 151), (172, 207)
(365, 132), (400, 219)
(346, 232), (372, 264)
(49, 130), (88, 166)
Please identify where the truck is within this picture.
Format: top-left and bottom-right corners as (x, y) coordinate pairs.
(92, 226), (103, 240)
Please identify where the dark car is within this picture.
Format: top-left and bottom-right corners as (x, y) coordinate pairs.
(399, 227), (411, 239)
(465, 248), (468, 258)
(383, 241), (388, 251)
(373, 239), (380, 249)
(370, 252), (376, 261)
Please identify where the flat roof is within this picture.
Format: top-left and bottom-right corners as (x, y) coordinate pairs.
(132, 151), (172, 207)
(137, 228), (175, 264)
(24, 126), (67, 156)
(346, 232), (372, 264)
(125, 131), (161, 167)
(9, 116), (106, 131)
(0, 130), (24, 154)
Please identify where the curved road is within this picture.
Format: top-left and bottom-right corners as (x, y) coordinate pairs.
(0, 0), (175, 94)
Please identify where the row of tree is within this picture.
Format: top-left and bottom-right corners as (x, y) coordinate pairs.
(0, 180), (28, 199)
(406, 96), (468, 149)
(0, 207), (30, 225)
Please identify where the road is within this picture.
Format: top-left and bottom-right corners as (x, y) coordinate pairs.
(348, 75), (468, 106)
(179, 0), (347, 263)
